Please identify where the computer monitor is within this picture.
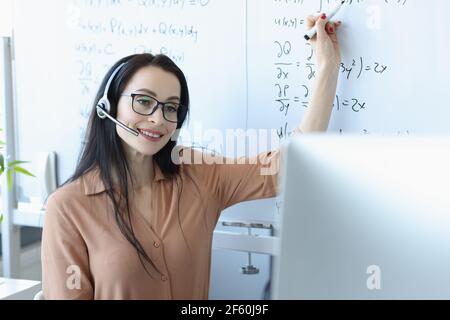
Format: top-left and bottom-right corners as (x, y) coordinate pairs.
(272, 135), (450, 299)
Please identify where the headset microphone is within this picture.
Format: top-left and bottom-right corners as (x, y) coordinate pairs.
(96, 62), (140, 136)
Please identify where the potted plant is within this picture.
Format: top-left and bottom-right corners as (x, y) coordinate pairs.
(0, 128), (34, 223)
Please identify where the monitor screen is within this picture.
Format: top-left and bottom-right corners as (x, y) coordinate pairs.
(272, 135), (450, 299)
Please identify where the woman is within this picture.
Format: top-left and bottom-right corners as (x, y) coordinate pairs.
(41, 14), (342, 299)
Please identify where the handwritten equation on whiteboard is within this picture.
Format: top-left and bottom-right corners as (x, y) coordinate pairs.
(271, 0), (410, 138)
(67, 0), (212, 142)
(69, 0), (413, 144)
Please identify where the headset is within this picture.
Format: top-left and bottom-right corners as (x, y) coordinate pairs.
(96, 62), (140, 136)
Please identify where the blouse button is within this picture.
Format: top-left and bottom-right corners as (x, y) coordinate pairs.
(153, 241), (160, 248)
(161, 275), (168, 281)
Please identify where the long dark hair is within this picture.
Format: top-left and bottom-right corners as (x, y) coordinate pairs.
(63, 53), (190, 277)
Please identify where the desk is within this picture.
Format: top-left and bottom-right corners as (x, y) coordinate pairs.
(0, 277), (41, 300)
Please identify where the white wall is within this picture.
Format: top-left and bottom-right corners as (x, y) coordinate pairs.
(0, 0), (12, 37)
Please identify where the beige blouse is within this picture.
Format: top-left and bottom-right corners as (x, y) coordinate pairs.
(41, 147), (280, 299)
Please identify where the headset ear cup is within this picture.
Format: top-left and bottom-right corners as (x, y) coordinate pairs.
(96, 98), (109, 119)
(96, 62), (127, 120)
(103, 99), (111, 114)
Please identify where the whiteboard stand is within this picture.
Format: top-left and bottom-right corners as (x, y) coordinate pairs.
(1, 36), (21, 278)
(213, 219), (278, 255)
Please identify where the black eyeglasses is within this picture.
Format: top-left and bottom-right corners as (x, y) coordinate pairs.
(121, 93), (186, 123)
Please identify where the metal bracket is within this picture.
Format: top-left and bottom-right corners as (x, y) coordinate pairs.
(220, 220), (275, 275)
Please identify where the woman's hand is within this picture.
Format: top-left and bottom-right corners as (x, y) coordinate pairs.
(295, 13), (343, 133)
(306, 13), (342, 71)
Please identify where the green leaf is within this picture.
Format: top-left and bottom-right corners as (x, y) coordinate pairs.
(13, 166), (35, 177)
(8, 160), (30, 167)
(7, 169), (12, 190)
(0, 214), (3, 224)
(0, 153), (4, 174)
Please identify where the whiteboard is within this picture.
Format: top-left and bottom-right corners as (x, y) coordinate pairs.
(247, 0), (450, 137)
(12, 0), (248, 204)
(11, 0), (450, 221)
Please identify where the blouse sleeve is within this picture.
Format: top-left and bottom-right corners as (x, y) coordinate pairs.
(184, 147), (281, 211)
(217, 149), (281, 210)
(41, 191), (94, 299)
